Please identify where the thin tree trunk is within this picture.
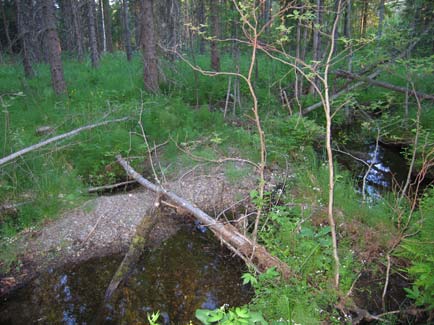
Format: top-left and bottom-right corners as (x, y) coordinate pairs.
(360, 0), (368, 37)
(197, 0), (205, 54)
(88, 0), (100, 68)
(209, 0), (220, 71)
(16, 0), (34, 78)
(332, 0), (340, 54)
(122, 0), (133, 61)
(377, 0), (385, 39)
(323, 0), (343, 290)
(59, 0), (73, 53)
(310, 0), (323, 95)
(264, 0), (271, 33)
(0, 0), (12, 54)
(98, 0), (106, 52)
(27, 1), (42, 63)
(295, 15), (302, 101)
(102, 0), (113, 52)
(141, 0), (159, 92)
(43, 0), (67, 95)
(133, 0), (141, 49)
(71, 0), (84, 61)
(344, 0), (352, 124)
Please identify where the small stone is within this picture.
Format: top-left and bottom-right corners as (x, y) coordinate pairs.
(35, 126), (54, 136)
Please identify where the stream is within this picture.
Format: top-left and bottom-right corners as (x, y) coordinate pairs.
(0, 132), (422, 324)
(336, 140), (410, 198)
(0, 225), (252, 324)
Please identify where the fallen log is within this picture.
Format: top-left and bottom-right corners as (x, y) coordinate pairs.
(116, 155), (292, 279)
(87, 180), (137, 193)
(302, 26), (432, 115)
(335, 70), (434, 101)
(0, 117), (129, 167)
(103, 198), (161, 302)
(93, 198), (162, 323)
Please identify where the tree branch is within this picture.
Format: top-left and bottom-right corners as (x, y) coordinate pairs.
(334, 70), (434, 101)
(0, 117), (129, 167)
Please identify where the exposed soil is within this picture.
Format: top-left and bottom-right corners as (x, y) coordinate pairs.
(0, 163), (275, 298)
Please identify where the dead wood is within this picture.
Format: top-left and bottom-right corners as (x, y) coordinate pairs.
(302, 26), (432, 115)
(0, 201), (32, 217)
(94, 196), (162, 323)
(335, 70), (434, 101)
(0, 117), (129, 167)
(116, 155), (292, 279)
(87, 180), (137, 193)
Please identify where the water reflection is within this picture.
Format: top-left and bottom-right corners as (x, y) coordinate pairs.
(0, 226), (252, 324)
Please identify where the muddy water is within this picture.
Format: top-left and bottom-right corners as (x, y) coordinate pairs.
(0, 226), (252, 324)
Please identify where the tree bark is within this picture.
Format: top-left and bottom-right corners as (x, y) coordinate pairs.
(197, 0), (205, 54)
(116, 156), (292, 278)
(122, 0), (133, 61)
(309, 0), (323, 95)
(0, 0), (13, 54)
(16, 0), (34, 78)
(0, 117), (128, 167)
(98, 0), (105, 52)
(71, 0), (84, 61)
(335, 70), (434, 101)
(88, 0), (100, 68)
(377, 0), (385, 39)
(43, 0), (67, 95)
(132, 0), (142, 49)
(102, 0), (113, 52)
(141, 0), (159, 92)
(360, 0), (368, 37)
(31, 0), (45, 63)
(209, 0), (220, 71)
(59, 0), (74, 53)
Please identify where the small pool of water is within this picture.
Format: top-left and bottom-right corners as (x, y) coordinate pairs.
(0, 226), (252, 324)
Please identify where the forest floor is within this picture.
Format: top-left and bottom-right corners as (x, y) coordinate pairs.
(0, 163), (269, 297)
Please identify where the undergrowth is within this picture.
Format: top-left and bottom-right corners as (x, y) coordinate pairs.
(1, 51), (433, 321)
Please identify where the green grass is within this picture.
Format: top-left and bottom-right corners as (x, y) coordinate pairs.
(1, 47), (433, 321)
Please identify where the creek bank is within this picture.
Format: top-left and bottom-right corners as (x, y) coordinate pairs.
(1, 163), (277, 298)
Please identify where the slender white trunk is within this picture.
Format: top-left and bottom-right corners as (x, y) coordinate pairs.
(101, 0), (107, 52)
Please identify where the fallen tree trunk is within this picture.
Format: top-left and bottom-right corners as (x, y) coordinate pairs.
(94, 197), (162, 323)
(302, 26), (432, 115)
(116, 155), (292, 279)
(0, 117), (129, 167)
(88, 180), (137, 193)
(103, 199), (161, 302)
(334, 70), (434, 101)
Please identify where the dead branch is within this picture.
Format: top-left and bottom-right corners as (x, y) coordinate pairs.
(0, 117), (129, 167)
(116, 155), (292, 278)
(87, 180), (137, 193)
(302, 27), (432, 115)
(94, 196), (162, 324)
(0, 201), (32, 215)
(335, 70), (434, 101)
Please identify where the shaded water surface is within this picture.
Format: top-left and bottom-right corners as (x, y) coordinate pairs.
(0, 226), (252, 324)
(337, 141), (409, 198)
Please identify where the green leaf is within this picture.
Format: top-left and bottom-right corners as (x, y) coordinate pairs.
(196, 309), (212, 324)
